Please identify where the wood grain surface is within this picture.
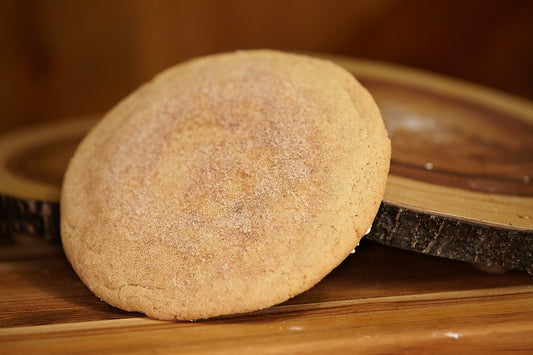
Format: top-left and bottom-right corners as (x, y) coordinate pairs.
(1, 57), (531, 273)
(1, 237), (533, 353)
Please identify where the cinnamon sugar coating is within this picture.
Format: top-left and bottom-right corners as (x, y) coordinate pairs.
(61, 50), (390, 320)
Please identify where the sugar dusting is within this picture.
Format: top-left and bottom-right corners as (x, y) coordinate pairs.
(95, 54), (335, 271)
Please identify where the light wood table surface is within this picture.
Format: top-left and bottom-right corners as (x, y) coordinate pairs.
(1, 236), (533, 354)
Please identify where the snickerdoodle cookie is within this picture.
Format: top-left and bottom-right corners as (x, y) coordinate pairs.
(61, 50), (390, 320)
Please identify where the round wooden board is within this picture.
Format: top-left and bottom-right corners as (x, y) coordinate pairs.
(0, 57), (532, 273)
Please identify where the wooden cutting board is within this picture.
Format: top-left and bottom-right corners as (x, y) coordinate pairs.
(1, 56), (532, 272)
(0, 56), (532, 353)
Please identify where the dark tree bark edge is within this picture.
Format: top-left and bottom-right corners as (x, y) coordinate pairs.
(366, 202), (533, 274)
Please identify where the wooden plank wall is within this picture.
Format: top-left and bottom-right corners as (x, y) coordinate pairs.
(1, 0), (532, 133)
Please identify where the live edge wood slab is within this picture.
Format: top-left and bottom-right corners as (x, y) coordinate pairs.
(1, 56), (531, 273)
